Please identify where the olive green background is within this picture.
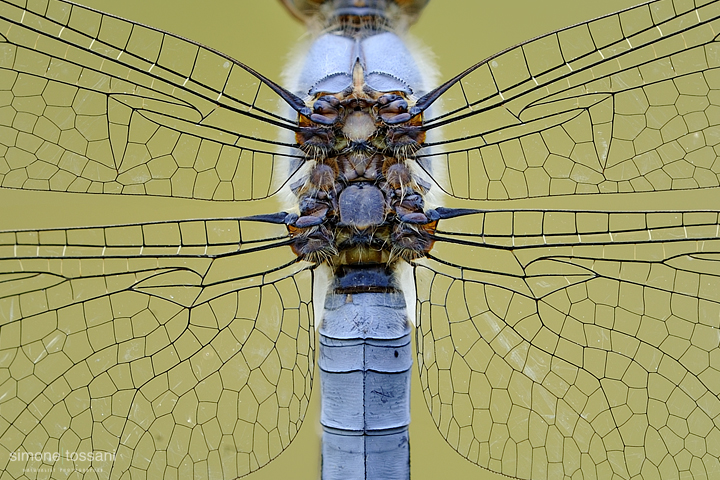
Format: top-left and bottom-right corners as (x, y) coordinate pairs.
(0, 0), (685, 479)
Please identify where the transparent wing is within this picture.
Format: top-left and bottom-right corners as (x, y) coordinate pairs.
(0, 0), (302, 200)
(0, 219), (314, 478)
(421, 0), (720, 200)
(417, 210), (720, 479)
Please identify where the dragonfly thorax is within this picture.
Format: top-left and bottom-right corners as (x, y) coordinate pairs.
(301, 58), (422, 152)
(297, 96), (424, 157)
(288, 61), (434, 265)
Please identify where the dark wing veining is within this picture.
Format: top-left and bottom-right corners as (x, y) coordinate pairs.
(418, 210), (720, 479)
(0, 219), (314, 477)
(418, 0), (720, 200)
(0, 0), (303, 201)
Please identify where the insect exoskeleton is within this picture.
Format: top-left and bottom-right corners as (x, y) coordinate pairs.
(289, 57), (435, 265)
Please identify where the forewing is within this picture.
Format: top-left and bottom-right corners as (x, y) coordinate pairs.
(416, 210), (720, 479)
(0, 0), (302, 200)
(422, 0), (720, 200)
(0, 219), (314, 478)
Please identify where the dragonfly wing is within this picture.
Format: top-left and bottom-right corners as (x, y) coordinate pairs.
(0, 219), (314, 477)
(416, 210), (720, 479)
(421, 0), (720, 200)
(0, 0), (302, 201)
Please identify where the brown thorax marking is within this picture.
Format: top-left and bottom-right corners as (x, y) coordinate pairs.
(290, 60), (432, 265)
(296, 60), (424, 160)
(294, 60), (425, 196)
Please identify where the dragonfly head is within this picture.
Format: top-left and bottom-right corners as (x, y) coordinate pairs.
(280, 0), (429, 30)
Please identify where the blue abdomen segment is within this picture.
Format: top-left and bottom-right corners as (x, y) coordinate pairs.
(319, 279), (412, 479)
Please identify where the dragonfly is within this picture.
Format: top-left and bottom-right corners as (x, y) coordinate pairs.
(1, 0), (720, 479)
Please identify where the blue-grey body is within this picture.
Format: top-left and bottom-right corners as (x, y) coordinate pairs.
(296, 32), (426, 96)
(286, 2), (432, 478)
(320, 287), (411, 479)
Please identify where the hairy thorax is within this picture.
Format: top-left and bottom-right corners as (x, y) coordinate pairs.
(288, 60), (438, 266)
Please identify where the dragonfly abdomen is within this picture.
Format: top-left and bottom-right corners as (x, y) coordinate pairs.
(319, 267), (412, 479)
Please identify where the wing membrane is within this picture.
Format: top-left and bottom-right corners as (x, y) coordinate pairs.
(416, 210), (720, 479)
(0, 0), (303, 200)
(0, 219), (314, 478)
(421, 0), (720, 200)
